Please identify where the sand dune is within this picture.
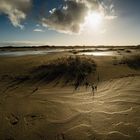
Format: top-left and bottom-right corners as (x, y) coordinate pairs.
(0, 50), (140, 140)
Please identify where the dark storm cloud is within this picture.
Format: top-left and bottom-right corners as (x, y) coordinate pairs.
(42, 0), (115, 33)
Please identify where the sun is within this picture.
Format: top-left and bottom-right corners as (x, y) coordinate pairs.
(84, 11), (103, 30)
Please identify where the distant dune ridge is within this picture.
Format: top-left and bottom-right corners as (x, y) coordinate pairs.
(0, 46), (140, 140)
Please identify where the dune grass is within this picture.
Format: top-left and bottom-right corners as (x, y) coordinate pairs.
(122, 55), (140, 70)
(32, 56), (96, 88)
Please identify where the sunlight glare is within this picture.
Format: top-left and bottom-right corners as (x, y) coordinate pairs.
(84, 11), (103, 30)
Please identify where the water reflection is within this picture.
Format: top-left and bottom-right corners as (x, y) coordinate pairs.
(79, 51), (118, 56)
(0, 49), (64, 57)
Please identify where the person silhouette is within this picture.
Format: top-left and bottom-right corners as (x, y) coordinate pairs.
(85, 81), (89, 89)
(95, 85), (97, 92)
(91, 84), (95, 96)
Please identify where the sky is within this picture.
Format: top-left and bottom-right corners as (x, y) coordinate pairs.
(0, 0), (140, 46)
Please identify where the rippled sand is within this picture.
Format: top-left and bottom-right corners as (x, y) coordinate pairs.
(0, 52), (140, 140)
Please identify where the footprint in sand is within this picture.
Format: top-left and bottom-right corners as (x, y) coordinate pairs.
(24, 114), (44, 125)
(6, 113), (19, 126)
(55, 133), (65, 140)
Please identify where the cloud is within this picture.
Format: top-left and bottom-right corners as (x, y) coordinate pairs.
(99, 2), (117, 19)
(42, 0), (89, 34)
(42, 0), (89, 33)
(41, 0), (116, 34)
(36, 24), (40, 27)
(105, 15), (117, 20)
(0, 0), (116, 31)
(33, 28), (45, 32)
(0, 0), (32, 29)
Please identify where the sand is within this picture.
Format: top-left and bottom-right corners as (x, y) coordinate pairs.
(0, 49), (140, 140)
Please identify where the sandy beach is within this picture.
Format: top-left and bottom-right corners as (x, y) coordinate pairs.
(0, 47), (140, 140)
